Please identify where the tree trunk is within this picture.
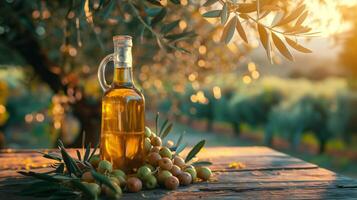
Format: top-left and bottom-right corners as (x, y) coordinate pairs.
(2, 2), (99, 147)
(231, 121), (241, 135)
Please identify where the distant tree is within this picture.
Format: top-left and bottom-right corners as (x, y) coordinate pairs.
(0, 0), (316, 146)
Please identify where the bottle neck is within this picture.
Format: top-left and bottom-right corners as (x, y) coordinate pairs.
(112, 45), (134, 87)
(113, 67), (134, 87)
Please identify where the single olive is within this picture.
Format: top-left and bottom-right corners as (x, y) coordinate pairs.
(102, 182), (122, 199)
(170, 165), (181, 177)
(157, 170), (172, 184)
(177, 172), (192, 186)
(111, 169), (126, 179)
(184, 167), (197, 183)
(145, 127), (152, 138)
(159, 157), (173, 170)
(144, 138), (152, 152)
(143, 164), (155, 172)
(196, 167), (212, 181)
(97, 160), (113, 174)
(150, 146), (160, 153)
(159, 147), (172, 159)
(146, 152), (162, 167)
(81, 171), (95, 183)
(164, 176), (179, 190)
(172, 156), (185, 168)
(89, 154), (100, 168)
(109, 177), (120, 186)
(150, 132), (157, 140)
(83, 182), (101, 195)
(144, 174), (157, 189)
(126, 177), (142, 193)
(151, 136), (162, 147)
(137, 166), (152, 180)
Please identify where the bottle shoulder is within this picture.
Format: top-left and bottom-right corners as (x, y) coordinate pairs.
(103, 86), (144, 100)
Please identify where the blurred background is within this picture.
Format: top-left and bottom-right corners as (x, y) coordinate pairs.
(0, 0), (356, 177)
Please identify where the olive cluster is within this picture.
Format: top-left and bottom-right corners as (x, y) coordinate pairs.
(80, 126), (212, 199)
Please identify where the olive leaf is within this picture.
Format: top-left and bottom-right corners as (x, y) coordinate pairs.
(151, 8), (167, 26)
(271, 12), (284, 27)
(170, 0), (180, 5)
(257, 23), (272, 61)
(91, 171), (117, 193)
(203, 0), (218, 7)
(161, 123), (173, 139)
(176, 131), (185, 148)
(202, 10), (221, 18)
(159, 119), (169, 136)
(221, 16), (237, 44)
(88, 142), (99, 161)
(83, 142), (91, 161)
(161, 20), (180, 35)
(272, 32), (294, 61)
(236, 16), (248, 43)
(285, 37), (312, 53)
(71, 180), (97, 200)
(220, 3), (228, 25)
(146, 0), (163, 7)
(175, 143), (187, 155)
(192, 161), (213, 167)
(185, 140), (206, 163)
(296, 11), (308, 26)
(145, 8), (162, 17)
(58, 140), (82, 176)
(165, 31), (196, 41)
(55, 163), (65, 174)
(18, 171), (60, 183)
(42, 152), (62, 162)
(274, 5), (306, 27)
(101, 0), (116, 19)
(76, 150), (82, 161)
(155, 112), (159, 134)
(237, 3), (256, 13)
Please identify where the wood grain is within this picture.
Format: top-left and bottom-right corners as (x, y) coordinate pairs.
(0, 147), (356, 199)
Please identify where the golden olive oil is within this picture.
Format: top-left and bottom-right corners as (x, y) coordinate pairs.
(98, 36), (145, 173)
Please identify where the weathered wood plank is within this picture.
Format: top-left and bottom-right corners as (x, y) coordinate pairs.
(0, 147), (356, 199)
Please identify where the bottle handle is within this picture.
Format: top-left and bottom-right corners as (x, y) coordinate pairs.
(98, 53), (114, 92)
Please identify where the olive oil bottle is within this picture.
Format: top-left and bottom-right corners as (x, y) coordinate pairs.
(98, 35), (145, 172)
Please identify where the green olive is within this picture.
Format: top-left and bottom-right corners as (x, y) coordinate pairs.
(144, 137), (152, 152)
(83, 182), (101, 195)
(196, 167), (212, 181)
(144, 174), (157, 189)
(159, 147), (172, 159)
(184, 167), (197, 183)
(89, 154), (100, 168)
(143, 164), (155, 172)
(97, 160), (113, 174)
(145, 127), (152, 138)
(111, 169), (126, 179)
(137, 166), (152, 180)
(157, 170), (172, 184)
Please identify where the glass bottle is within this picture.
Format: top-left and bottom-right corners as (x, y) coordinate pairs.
(98, 35), (145, 172)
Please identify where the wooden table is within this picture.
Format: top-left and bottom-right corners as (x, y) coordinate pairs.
(0, 147), (356, 199)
